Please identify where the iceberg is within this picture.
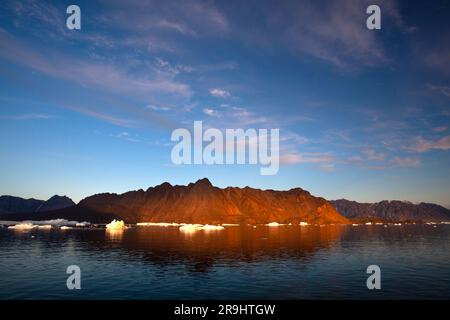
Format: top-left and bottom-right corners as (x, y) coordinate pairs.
(106, 219), (126, 230)
(8, 223), (37, 230)
(179, 224), (204, 232)
(60, 226), (72, 230)
(136, 222), (180, 227)
(266, 222), (282, 227)
(202, 224), (225, 231)
(299, 222), (308, 226)
(37, 225), (53, 229)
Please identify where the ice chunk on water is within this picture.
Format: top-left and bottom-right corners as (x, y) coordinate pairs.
(202, 224), (225, 231)
(179, 224), (204, 232)
(8, 223), (37, 230)
(106, 219), (126, 230)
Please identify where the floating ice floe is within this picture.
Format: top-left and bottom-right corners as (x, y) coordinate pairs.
(8, 223), (37, 230)
(178, 224), (225, 232)
(365, 222), (372, 225)
(75, 222), (91, 227)
(299, 222), (308, 226)
(202, 224), (225, 231)
(441, 221), (450, 225)
(222, 223), (240, 227)
(37, 225), (52, 229)
(393, 223), (402, 226)
(60, 226), (72, 230)
(179, 224), (204, 232)
(106, 219), (126, 230)
(136, 222), (180, 227)
(352, 223), (359, 226)
(266, 222), (283, 227)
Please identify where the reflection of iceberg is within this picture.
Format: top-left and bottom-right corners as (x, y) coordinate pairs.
(8, 223), (37, 230)
(106, 219), (126, 230)
(106, 229), (124, 241)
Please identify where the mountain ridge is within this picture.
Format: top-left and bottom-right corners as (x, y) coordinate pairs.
(330, 199), (450, 222)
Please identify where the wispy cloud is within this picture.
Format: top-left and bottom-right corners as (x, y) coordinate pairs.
(280, 152), (334, 165)
(0, 30), (192, 98)
(203, 108), (221, 117)
(391, 156), (421, 168)
(410, 136), (450, 153)
(427, 84), (450, 98)
(0, 113), (58, 120)
(209, 88), (230, 98)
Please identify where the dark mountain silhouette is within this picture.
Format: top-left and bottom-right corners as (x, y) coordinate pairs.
(0, 195), (75, 215)
(35, 195), (75, 212)
(0, 179), (348, 224)
(330, 199), (450, 222)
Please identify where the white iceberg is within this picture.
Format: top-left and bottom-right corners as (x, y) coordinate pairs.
(37, 225), (53, 229)
(8, 223), (37, 230)
(106, 219), (126, 230)
(60, 226), (72, 230)
(179, 224), (204, 232)
(136, 222), (180, 227)
(299, 221), (308, 226)
(75, 222), (91, 227)
(266, 222), (282, 227)
(202, 224), (225, 231)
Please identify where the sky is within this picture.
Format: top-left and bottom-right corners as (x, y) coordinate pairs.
(0, 0), (449, 207)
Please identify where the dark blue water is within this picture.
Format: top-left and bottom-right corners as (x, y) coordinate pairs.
(0, 224), (449, 299)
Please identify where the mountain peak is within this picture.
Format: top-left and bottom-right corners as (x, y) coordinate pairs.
(194, 178), (213, 187)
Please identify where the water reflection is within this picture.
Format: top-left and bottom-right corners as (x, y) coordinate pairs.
(105, 229), (124, 241)
(93, 225), (345, 272)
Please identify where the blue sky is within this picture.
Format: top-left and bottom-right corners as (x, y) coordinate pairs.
(0, 0), (449, 207)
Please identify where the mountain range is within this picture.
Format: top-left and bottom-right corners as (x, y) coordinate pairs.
(330, 199), (450, 223)
(1, 179), (449, 223)
(0, 195), (75, 215)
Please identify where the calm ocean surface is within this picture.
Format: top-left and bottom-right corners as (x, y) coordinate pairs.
(0, 224), (449, 299)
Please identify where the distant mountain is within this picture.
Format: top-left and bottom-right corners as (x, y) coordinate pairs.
(0, 179), (349, 224)
(330, 199), (450, 222)
(0, 196), (43, 214)
(0, 195), (75, 215)
(36, 195), (75, 212)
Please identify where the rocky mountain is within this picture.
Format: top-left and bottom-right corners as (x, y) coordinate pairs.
(330, 199), (450, 222)
(77, 178), (349, 224)
(0, 195), (75, 215)
(1, 179), (349, 224)
(35, 195), (75, 212)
